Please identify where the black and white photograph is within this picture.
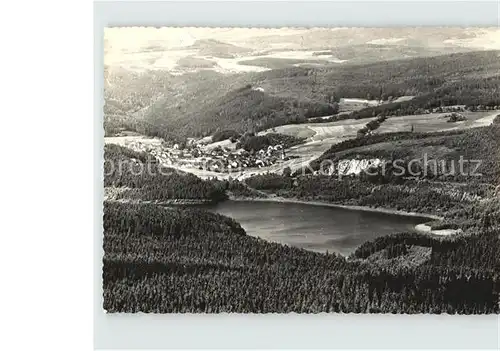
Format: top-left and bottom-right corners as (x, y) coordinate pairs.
(102, 26), (500, 314)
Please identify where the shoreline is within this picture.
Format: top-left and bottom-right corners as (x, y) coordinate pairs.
(228, 195), (444, 221)
(229, 195), (459, 236)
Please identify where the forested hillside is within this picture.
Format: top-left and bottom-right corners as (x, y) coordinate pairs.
(103, 201), (500, 313)
(144, 85), (337, 137)
(237, 132), (305, 152)
(252, 50), (500, 103)
(309, 125), (500, 183)
(252, 50), (500, 121)
(104, 69), (241, 139)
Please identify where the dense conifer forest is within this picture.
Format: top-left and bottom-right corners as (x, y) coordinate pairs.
(103, 202), (499, 313)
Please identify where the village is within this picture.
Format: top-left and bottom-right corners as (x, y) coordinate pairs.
(115, 136), (299, 175)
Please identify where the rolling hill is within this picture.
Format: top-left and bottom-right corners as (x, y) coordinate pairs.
(143, 85), (337, 137)
(185, 39), (252, 58)
(105, 50), (500, 141)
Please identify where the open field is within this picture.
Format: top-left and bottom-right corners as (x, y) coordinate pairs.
(308, 120), (374, 141)
(103, 135), (161, 146)
(338, 96), (414, 113)
(375, 111), (498, 134)
(244, 111), (498, 176)
(203, 139), (236, 151)
(264, 117), (376, 141)
(265, 111), (498, 142)
(259, 124), (316, 139)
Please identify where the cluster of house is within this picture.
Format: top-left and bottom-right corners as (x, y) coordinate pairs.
(118, 139), (292, 174)
(122, 140), (177, 166)
(202, 144), (291, 173)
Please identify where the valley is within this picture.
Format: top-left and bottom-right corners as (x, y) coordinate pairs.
(102, 27), (500, 314)
(105, 109), (499, 180)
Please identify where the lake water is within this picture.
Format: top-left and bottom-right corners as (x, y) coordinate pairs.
(204, 200), (429, 256)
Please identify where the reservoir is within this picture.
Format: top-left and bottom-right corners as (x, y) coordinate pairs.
(204, 200), (430, 256)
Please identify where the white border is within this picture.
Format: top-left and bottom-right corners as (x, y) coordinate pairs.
(94, 1), (500, 349)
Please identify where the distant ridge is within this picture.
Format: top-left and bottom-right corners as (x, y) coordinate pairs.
(186, 39), (251, 58)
